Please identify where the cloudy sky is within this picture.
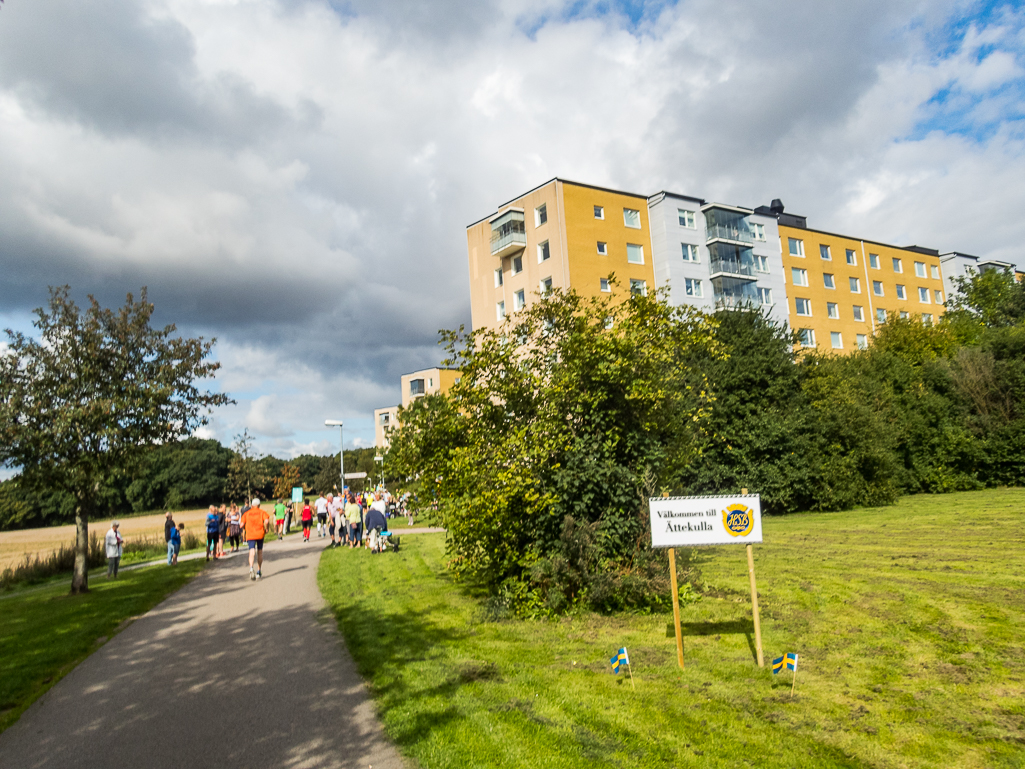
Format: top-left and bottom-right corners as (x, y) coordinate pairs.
(0, 0), (1022, 458)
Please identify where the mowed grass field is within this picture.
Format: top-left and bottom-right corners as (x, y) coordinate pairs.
(318, 489), (1025, 769)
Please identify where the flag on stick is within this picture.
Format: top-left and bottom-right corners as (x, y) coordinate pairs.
(610, 647), (635, 689)
(772, 655), (785, 674)
(787, 653), (799, 697)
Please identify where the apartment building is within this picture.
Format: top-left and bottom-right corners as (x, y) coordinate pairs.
(467, 178), (990, 354)
(940, 252), (1024, 301)
(775, 218), (946, 352)
(647, 192), (789, 327)
(373, 367), (462, 449)
(466, 178), (656, 331)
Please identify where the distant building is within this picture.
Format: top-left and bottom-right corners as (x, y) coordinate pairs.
(466, 178), (977, 353)
(373, 367), (462, 449)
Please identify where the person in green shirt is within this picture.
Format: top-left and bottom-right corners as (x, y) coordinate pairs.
(274, 499), (287, 540)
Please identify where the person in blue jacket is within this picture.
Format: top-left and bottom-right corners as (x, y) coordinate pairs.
(205, 505), (220, 562)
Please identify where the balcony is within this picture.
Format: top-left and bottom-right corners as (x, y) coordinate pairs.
(706, 223), (755, 245)
(709, 259), (755, 279)
(490, 209), (526, 258)
(712, 277), (759, 309)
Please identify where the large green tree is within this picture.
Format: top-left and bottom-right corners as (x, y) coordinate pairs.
(0, 287), (230, 593)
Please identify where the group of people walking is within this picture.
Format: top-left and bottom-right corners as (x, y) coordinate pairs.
(298, 489), (393, 553)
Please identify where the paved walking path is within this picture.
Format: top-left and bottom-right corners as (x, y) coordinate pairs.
(0, 536), (406, 769)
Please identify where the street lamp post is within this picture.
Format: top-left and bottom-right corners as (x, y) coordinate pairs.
(325, 420), (344, 495)
(375, 455), (384, 488)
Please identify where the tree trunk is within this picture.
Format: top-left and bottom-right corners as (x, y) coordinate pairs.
(71, 493), (89, 594)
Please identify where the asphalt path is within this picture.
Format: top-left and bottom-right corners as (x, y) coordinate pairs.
(0, 535), (406, 769)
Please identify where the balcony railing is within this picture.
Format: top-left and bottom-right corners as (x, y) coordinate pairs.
(490, 209), (527, 258)
(706, 224), (754, 245)
(709, 259), (755, 278)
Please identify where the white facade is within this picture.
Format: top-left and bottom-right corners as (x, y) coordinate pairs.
(940, 251), (1018, 302)
(648, 192), (789, 327)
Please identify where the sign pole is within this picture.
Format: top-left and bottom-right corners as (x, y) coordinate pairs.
(746, 543), (764, 668)
(668, 547), (685, 669)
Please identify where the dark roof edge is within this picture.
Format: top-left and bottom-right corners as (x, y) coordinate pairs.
(401, 366), (462, 377)
(778, 223), (940, 256)
(467, 177), (648, 228)
(649, 190), (706, 205)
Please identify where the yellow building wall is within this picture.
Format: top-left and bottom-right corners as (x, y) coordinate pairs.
(779, 225), (947, 352)
(560, 181), (655, 301)
(400, 367), (461, 408)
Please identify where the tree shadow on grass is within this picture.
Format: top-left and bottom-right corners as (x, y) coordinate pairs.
(668, 619), (758, 663)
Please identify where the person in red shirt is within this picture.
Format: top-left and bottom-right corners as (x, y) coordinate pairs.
(241, 498), (272, 581)
(300, 500), (313, 541)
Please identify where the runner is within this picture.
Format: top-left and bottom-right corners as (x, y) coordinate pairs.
(274, 498), (287, 540)
(301, 499), (313, 541)
(227, 504), (242, 552)
(241, 498), (272, 580)
(314, 492), (329, 538)
(205, 505), (219, 562)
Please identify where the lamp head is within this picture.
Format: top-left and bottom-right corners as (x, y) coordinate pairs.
(324, 419), (343, 427)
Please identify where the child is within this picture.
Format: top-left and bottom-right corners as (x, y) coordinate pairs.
(301, 501), (313, 541)
(169, 522), (183, 565)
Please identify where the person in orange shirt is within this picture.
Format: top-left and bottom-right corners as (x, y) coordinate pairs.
(241, 498), (272, 581)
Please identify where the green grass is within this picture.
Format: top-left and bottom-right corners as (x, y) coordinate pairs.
(318, 489), (1025, 769)
(0, 560), (205, 733)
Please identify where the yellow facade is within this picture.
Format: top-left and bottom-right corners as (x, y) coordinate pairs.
(779, 225), (947, 352)
(467, 179), (655, 332)
(375, 367), (462, 449)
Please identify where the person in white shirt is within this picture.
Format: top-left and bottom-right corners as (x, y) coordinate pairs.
(328, 494), (345, 548)
(104, 521), (124, 578)
(314, 494), (329, 538)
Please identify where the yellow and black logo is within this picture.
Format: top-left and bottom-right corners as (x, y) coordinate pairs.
(722, 504), (754, 537)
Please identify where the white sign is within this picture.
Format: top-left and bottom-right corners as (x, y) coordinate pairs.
(291, 487), (304, 503)
(344, 471), (367, 480)
(649, 495), (762, 548)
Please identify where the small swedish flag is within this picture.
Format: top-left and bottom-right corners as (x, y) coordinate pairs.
(772, 653), (798, 674)
(610, 647), (629, 674)
(786, 652), (798, 672)
(772, 655), (785, 674)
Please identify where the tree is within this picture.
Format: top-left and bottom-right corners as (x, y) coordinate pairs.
(945, 267), (1025, 333)
(225, 429), (262, 503)
(272, 463), (301, 501)
(0, 287), (230, 593)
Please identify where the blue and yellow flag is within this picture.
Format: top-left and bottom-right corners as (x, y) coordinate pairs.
(772, 655), (785, 674)
(772, 653), (798, 674)
(786, 652), (798, 672)
(610, 647), (629, 674)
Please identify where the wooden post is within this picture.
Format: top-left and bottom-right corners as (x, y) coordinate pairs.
(746, 544), (764, 668)
(668, 548), (685, 669)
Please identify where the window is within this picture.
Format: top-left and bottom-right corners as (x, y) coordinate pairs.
(604, 316), (615, 329)
(751, 255), (767, 272)
(831, 332), (843, 349)
(751, 223), (765, 241)
(600, 278), (611, 293)
(537, 240), (550, 263)
(915, 261), (927, 278)
(428, 377), (434, 388)
(629, 279), (647, 296)
(678, 209), (696, 228)
(798, 328), (816, 348)
(540, 277), (552, 295)
(899, 311), (909, 319)
(922, 313), (933, 326)
(849, 277), (861, 293)
(846, 249), (857, 266)
(823, 273), (835, 289)
(758, 287), (772, 304)
(535, 204), (547, 227)
(597, 241), (608, 255)
(514, 289), (526, 311)
(788, 238), (805, 257)
(685, 278), (703, 297)
(410, 379), (425, 396)
(496, 301), (505, 321)
(681, 243), (698, 262)
(627, 244), (644, 264)
(896, 284), (906, 300)
(934, 289), (943, 303)
(827, 302), (839, 319)
(876, 307), (887, 323)
(795, 298), (812, 316)
(820, 244), (831, 260)
(856, 334), (868, 350)
(892, 258), (903, 273)
(869, 253), (880, 269)
(873, 281), (884, 296)
(623, 208), (641, 228)
(852, 305), (864, 322)
(918, 287), (930, 303)
(512, 255), (523, 275)
(494, 268), (503, 287)
(791, 268), (808, 287)
(594, 205), (604, 219)
(931, 265), (940, 280)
